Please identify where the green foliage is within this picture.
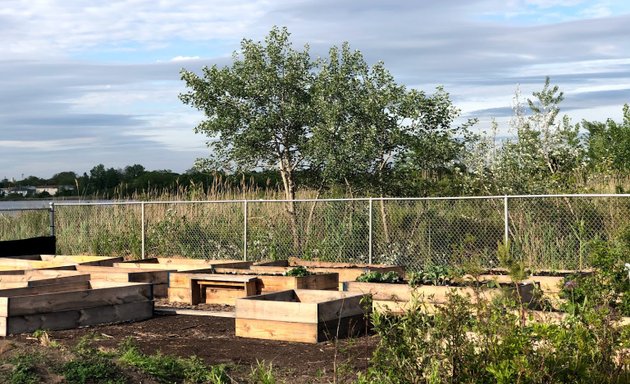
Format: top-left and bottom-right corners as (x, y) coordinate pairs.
(6, 353), (42, 384)
(464, 78), (586, 195)
(180, 26), (472, 200)
(362, 289), (630, 383)
(408, 265), (461, 286)
(118, 339), (229, 384)
(61, 337), (127, 384)
(283, 266), (312, 277)
(249, 360), (279, 384)
(356, 270), (403, 283)
(497, 241), (529, 282)
(561, 229), (630, 316)
(583, 104), (630, 175)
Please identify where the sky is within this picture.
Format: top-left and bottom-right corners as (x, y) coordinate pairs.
(1, 0), (629, 180)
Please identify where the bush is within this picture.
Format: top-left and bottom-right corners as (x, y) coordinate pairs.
(561, 229), (630, 317)
(361, 288), (629, 383)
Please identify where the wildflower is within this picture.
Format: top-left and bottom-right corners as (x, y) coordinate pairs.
(564, 280), (577, 291)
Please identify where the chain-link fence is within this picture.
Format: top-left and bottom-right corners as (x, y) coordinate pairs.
(47, 194), (630, 270)
(0, 207), (52, 241)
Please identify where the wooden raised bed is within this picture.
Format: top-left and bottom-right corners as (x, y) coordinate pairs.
(0, 270), (91, 290)
(235, 289), (370, 343)
(212, 268), (339, 293)
(252, 258), (405, 282)
(168, 273), (259, 305)
(0, 258), (77, 274)
(9, 255), (123, 266)
(341, 280), (537, 313)
(120, 257), (252, 269)
(0, 281), (153, 336)
(75, 265), (170, 298)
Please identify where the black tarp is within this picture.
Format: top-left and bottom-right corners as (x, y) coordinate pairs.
(0, 236), (56, 257)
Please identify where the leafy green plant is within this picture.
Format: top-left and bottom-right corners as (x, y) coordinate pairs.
(408, 265), (462, 287)
(356, 271), (403, 283)
(283, 266), (312, 277)
(60, 335), (127, 384)
(561, 233), (630, 316)
(6, 353), (42, 384)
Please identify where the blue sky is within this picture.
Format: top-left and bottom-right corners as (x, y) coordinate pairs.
(1, 0), (629, 180)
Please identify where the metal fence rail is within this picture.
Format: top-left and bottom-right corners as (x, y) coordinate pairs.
(34, 194), (628, 270)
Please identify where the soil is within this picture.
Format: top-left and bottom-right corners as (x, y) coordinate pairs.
(4, 311), (378, 383)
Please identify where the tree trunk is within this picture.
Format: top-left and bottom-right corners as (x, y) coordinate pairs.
(279, 166), (301, 257)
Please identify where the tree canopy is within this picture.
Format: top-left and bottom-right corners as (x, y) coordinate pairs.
(180, 26), (472, 199)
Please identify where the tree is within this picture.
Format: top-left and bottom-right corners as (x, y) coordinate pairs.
(464, 78), (585, 194)
(583, 104), (630, 177)
(180, 26), (315, 251)
(180, 26), (473, 251)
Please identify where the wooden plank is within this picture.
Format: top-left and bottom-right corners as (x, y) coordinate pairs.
(254, 260), (289, 267)
(236, 294), (317, 323)
(315, 294), (367, 322)
(76, 265), (170, 284)
(154, 307), (235, 318)
(39, 255), (124, 266)
(235, 318), (318, 343)
(167, 287), (194, 304)
(296, 274), (339, 290)
(2, 282), (153, 317)
(1, 301), (153, 336)
(0, 281), (91, 299)
(0, 272), (90, 287)
(112, 263), (213, 273)
(153, 283), (168, 298)
(316, 314), (369, 342)
(119, 258), (251, 268)
(0, 258), (76, 269)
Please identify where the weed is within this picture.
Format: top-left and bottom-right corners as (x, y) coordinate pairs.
(249, 360), (279, 384)
(118, 338), (230, 383)
(6, 353), (41, 384)
(60, 335), (127, 384)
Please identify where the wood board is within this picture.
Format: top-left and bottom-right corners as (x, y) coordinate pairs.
(235, 289), (370, 343)
(0, 281), (154, 336)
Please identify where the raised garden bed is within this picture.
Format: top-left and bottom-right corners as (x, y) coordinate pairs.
(168, 273), (259, 305)
(0, 270), (91, 290)
(341, 280), (537, 313)
(211, 267), (339, 293)
(120, 257), (252, 269)
(75, 265), (170, 298)
(8, 254), (124, 266)
(0, 258), (77, 274)
(252, 257), (405, 282)
(235, 289), (370, 343)
(0, 281), (153, 336)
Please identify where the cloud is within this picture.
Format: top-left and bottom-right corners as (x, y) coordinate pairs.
(1, 0), (629, 179)
(169, 56), (201, 62)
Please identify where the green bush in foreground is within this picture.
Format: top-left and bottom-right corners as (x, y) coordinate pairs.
(360, 288), (629, 383)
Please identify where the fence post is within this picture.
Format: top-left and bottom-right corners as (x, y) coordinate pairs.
(48, 202), (55, 237)
(243, 200), (248, 261)
(368, 197), (373, 264)
(504, 195), (509, 245)
(141, 202), (146, 260)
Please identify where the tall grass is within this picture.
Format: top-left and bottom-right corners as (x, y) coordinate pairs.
(4, 180), (630, 270)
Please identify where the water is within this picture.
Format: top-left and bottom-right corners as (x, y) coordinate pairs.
(0, 199), (115, 211)
(0, 200), (52, 210)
